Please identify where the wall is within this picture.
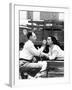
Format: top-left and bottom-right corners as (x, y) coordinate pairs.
(40, 12), (59, 20)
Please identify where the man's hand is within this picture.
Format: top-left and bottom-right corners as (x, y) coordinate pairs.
(42, 39), (47, 46)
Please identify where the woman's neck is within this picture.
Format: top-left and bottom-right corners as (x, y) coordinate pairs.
(50, 44), (54, 49)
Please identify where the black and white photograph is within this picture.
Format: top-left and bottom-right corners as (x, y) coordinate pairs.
(19, 10), (64, 79)
(9, 4), (70, 87)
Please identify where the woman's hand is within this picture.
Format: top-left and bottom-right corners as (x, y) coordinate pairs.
(40, 52), (49, 58)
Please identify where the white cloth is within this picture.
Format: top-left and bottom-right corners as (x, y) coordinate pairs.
(20, 40), (45, 61)
(48, 45), (64, 60)
(38, 61), (47, 72)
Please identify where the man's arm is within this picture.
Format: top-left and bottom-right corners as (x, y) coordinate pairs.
(28, 44), (42, 56)
(28, 40), (46, 57)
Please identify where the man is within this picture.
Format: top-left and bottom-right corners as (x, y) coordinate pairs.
(19, 31), (47, 79)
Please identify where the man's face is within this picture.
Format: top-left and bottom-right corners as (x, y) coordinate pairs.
(30, 32), (37, 42)
(47, 37), (53, 45)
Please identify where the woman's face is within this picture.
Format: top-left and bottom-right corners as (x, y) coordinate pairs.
(47, 37), (53, 45)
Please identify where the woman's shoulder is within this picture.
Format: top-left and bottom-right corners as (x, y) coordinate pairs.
(53, 44), (61, 50)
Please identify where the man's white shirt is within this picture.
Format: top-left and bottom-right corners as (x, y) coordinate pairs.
(20, 40), (44, 60)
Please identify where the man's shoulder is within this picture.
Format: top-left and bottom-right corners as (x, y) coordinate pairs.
(25, 40), (34, 46)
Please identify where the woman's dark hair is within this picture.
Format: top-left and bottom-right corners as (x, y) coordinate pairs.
(49, 36), (64, 50)
(50, 36), (58, 45)
(27, 31), (32, 39)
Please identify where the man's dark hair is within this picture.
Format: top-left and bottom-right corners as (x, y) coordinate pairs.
(27, 31), (32, 39)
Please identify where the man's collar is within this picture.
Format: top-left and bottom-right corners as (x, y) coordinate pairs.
(28, 40), (33, 43)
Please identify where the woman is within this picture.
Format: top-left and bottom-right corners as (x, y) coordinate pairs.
(42, 36), (64, 60)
